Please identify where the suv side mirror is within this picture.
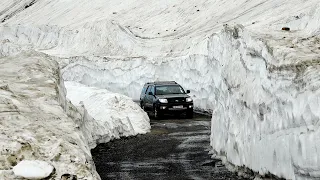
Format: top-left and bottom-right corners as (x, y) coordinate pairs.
(148, 92), (153, 95)
(186, 90), (190, 94)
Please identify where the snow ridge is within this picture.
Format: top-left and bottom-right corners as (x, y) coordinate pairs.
(0, 51), (150, 179)
(0, 51), (100, 179)
(65, 81), (151, 144)
(209, 25), (320, 179)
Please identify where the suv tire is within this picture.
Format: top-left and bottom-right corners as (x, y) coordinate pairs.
(154, 107), (162, 119)
(186, 109), (193, 119)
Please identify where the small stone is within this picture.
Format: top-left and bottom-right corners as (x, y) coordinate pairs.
(282, 27), (290, 31)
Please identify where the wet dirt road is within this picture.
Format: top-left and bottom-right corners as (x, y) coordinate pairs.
(91, 114), (249, 180)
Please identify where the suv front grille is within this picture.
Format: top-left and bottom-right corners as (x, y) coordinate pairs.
(167, 97), (186, 103)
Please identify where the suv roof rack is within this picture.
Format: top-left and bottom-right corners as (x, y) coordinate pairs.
(146, 81), (177, 85)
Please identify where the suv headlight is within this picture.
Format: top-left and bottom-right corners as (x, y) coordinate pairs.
(186, 97), (193, 102)
(159, 99), (168, 103)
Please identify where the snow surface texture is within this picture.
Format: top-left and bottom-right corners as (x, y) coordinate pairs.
(0, 51), (100, 179)
(65, 81), (150, 142)
(13, 160), (54, 179)
(1, 0), (320, 179)
(0, 52), (150, 179)
(209, 25), (320, 179)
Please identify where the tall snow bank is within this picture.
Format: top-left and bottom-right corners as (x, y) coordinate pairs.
(0, 51), (151, 179)
(65, 81), (150, 142)
(61, 54), (214, 112)
(0, 51), (100, 179)
(209, 25), (320, 179)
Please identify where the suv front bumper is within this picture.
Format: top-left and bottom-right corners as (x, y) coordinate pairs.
(155, 102), (193, 114)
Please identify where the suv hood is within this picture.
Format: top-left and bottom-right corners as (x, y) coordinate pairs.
(156, 94), (189, 99)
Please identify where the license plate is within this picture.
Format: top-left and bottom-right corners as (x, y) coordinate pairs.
(173, 105), (183, 109)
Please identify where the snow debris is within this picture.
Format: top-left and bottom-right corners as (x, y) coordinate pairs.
(13, 160), (54, 179)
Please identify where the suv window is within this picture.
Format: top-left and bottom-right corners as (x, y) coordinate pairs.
(146, 85), (155, 95)
(141, 85), (148, 95)
(151, 86), (155, 95)
(155, 85), (185, 95)
(146, 85), (152, 94)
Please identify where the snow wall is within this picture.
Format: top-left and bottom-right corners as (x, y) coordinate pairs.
(0, 51), (100, 179)
(0, 51), (150, 179)
(209, 26), (320, 179)
(61, 54), (214, 113)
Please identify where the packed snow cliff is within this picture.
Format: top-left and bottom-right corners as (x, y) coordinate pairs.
(0, 52), (99, 179)
(0, 52), (150, 179)
(0, 0), (320, 179)
(209, 25), (320, 179)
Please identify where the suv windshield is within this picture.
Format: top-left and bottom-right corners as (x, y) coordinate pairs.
(155, 85), (185, 95)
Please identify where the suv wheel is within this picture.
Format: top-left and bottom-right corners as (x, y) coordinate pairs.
(186, 109), (193, 119)
(154, 107), (162, 119)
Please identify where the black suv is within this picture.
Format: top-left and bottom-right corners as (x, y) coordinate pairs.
(140, 81), (193, 119)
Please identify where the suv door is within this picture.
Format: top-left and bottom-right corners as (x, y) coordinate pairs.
(145, 85), (155, 111)
(140, 84), (148, 107)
